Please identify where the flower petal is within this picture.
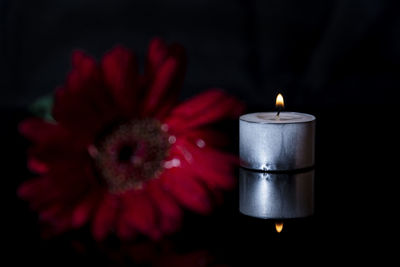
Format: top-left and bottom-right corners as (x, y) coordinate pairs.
(17, 177), (50, 201)
(41, 212), (72, 238)
(19, 162), (92, 213)
(122, 190), (159, 239)
(165, 89), (245, 133)
(52, 51), (115, 134)
(19, 118), (89, 172)
(116, 215), (137, 240)
(161, 167), (212, 214)
(19, 180), (58, 210)
(71, 191), (99, 228)
(26, 138), (88, 172)
(184, 127), (231, 149)
(19, 118), (65, 144)
(177, 140), (237, 190)
(92, 193), (118, 241)
(101, 45), (141, 117)
(145, 38), (169, 76)
(39, 203), (64, 222)
(27, 158), (49, 174)
(147, 180), (182, 234)
(142, 42), (186, 118)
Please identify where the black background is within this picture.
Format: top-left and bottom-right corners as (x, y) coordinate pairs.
(2, 0), (398, 266)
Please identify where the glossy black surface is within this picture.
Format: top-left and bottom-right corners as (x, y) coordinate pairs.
(4, 107), (394, 266)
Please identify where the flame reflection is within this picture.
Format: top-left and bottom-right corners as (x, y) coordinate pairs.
(275, 222), (283, 233)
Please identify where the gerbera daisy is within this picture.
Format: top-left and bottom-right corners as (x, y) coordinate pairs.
(18, 38), (244, 240)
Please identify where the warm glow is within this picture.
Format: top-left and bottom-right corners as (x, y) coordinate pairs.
(276, 93), (284, 109)
(275, 222), (283, 233)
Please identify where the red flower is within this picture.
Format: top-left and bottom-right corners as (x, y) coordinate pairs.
(18, 38), (244, 240)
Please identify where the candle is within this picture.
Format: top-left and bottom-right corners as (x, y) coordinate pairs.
(239, 94), (316, 219)
(239, 95), (316, 171)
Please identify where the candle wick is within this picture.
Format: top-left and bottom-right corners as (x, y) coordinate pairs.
(276, 108), (281, 118)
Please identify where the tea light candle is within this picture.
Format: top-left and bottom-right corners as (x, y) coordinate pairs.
(239, 94), (316, 171)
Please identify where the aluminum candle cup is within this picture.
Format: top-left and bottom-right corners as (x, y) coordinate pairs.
(239, 168), (314, 219)
(240, 112), (316, 171)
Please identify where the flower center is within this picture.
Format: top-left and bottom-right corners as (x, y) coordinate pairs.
(91, 119), (170, 193)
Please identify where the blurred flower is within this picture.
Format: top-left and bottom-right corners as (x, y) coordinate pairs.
(99, 239), (230, 267)
(154, 250), (229, 267)
(18, 38), (244, 240)
(133, 245), (228, 267)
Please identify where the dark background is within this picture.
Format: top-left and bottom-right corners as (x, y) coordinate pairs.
(2, 0), (399, 266)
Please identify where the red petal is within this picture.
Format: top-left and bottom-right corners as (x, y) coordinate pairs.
(39, 203), (64, 222)
(115, 215), (137, 240)
(52, 87), (102, 136)
(165, 89), (245, 133)
(147, 180), (182, 234)
(177, 140), (237, 190)
(71, 192), (99, 228)
(70, 50), (95, 81)
(142, 57), (183, 117)
(101, 45), (140, 116)
(142, 42), (186, 118)
(18, 179), (59, 210)
(183, 127), (231, 149)
(52, 51), (115, 133)
(19, 118), (65, 144)
(20, 118), (90, 174)
(160, 251), (213, 267)
(27, 158), (49, 174)
(145, 38), (168, 76)
(41, 212), (72, 238)
(26, 137), (88, 171)
(122, 190), (158, 238)
(128, 242), (157, 264)
(17, 177), (50, 200)
(161, 167), (212, 214)
(19, 162), (91, 211)
(92, 193), (118, 241)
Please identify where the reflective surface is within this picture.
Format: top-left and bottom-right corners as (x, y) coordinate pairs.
(6, 108), (393, 266)
(239, 168), (314, 219)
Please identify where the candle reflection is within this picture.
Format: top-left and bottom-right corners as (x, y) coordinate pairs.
(239, 168), (314, 219)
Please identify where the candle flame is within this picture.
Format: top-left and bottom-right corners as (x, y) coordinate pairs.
(276, 93), (284, 109)
(275, 222), (283, 233)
